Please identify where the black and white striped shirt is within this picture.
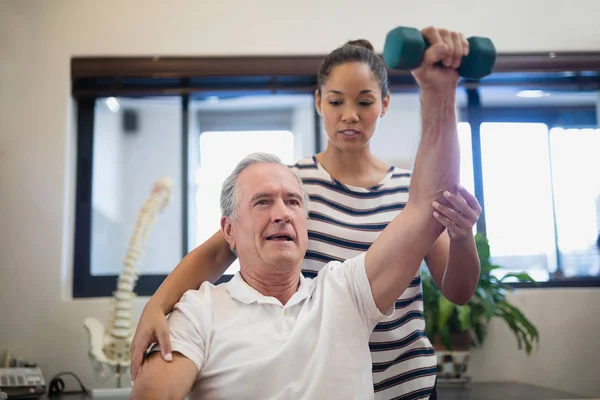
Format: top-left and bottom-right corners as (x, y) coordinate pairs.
(290, 156), (437, 400)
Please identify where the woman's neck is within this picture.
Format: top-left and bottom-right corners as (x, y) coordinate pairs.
(316, 146), (390, 188)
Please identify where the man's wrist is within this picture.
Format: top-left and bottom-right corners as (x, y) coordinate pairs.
(420, 86), (458, 101)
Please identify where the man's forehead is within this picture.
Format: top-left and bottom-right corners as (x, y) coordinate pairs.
(238, 163), (301, 195)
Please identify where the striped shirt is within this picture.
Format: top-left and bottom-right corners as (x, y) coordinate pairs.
(290, 156), (437, 400)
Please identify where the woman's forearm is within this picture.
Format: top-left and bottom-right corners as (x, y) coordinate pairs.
(149, 230), (236, 314)
(441, 235), (480, 305)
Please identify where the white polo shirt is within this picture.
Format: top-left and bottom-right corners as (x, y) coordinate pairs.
(165, 252), (392, 400)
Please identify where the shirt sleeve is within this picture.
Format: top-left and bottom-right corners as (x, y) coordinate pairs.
(334, 253), (395, 333)
(151, 287), (211, 373)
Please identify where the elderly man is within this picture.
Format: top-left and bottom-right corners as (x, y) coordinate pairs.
(130, 121), (460, 400)
(130, 57), (463, 400)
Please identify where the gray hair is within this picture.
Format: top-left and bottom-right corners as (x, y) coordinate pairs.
(220, 152), (309, 220)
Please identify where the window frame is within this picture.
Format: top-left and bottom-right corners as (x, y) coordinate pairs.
(72, 99), (178, 297)
(462, 90), (600, 289)
(71, 53), (600, 298)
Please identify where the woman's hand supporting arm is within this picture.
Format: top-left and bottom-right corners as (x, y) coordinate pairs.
(130, 230), (235, 380)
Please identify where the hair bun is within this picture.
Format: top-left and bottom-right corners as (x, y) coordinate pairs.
(345, 39), (375, 52)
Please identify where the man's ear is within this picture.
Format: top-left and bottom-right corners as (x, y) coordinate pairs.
(314, 90), (322, 117)
(220, 216), (236, 252)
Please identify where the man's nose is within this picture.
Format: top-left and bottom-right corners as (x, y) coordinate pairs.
(271, 199), (291, 223)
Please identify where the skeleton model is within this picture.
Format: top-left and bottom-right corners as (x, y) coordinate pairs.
(83, 176), (173, 387)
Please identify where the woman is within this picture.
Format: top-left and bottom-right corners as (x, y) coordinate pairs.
(131, 27), (481, 399)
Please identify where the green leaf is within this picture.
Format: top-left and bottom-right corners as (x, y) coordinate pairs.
(474, 286), (487, 300)
(439, 326), (453, 350)
(469, 303), (485, 322)
(503, 316), (524, 350)
(437, 296), (456, 328)
(424, 308), (436, 339)
(496, 303), (539, 355)
(422, 233), (540, 356)
(481, 263), (502, 276)
(457, 305), (471, 331)
(476, 288), (496, 320)
(500, 272), (537, 284)
(475, 232), (490, 261)
(473, 322), (487, 347)
(500, 303), (539, 344)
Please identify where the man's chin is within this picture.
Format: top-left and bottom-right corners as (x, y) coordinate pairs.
(265, 254), (302, 270)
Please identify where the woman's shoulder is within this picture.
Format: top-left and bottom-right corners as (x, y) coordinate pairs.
(381, 158), (412, 182)
(389, 164), (413, 177)
(287, 156), (317, 171)
(377, 159), (412, 187)
(383, 157), (412, 173)
(288, 156), (322, 180)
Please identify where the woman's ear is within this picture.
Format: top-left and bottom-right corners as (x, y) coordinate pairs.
(380, 92), (391, 117)
(314, 89), (323, 117)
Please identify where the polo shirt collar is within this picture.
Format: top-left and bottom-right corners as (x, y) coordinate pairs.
(227, 271), (314, 307)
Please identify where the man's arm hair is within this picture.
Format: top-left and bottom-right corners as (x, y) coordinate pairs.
(365, 90), (460, 313)
(129, 352), (198, 400)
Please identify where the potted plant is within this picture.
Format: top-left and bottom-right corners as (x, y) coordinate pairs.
(422, 232), (540, 381)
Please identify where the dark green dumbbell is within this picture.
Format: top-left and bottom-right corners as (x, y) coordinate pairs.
(383, 26), (497, 80)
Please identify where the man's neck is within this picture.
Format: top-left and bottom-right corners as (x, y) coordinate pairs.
(239, 266), (301, 306)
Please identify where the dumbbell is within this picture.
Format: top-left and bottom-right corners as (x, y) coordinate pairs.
(383, 26), (497, 80)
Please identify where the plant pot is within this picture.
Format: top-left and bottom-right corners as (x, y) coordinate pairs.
(432, 332), (472, 380)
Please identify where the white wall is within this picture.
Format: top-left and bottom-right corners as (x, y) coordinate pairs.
(1, 0), (600, 397)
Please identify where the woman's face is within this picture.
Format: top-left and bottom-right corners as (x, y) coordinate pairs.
(316, 62), (390, 152)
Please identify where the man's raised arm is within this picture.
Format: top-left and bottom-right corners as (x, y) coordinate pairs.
(365, 27), (466, 313)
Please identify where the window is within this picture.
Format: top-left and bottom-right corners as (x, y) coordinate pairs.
(479, 123), (557, 282)
(72, 55), (600, 297)
(457, 122), (476, 204)
(549, 127), (600, 277)
(467, 120), (600, 284)
(90, 97), (183, 277)
(73, 89), (316, 297)
(189, 95), (315, 278)
(455, 82), (600, 286)
(73, 96), (188, 298)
